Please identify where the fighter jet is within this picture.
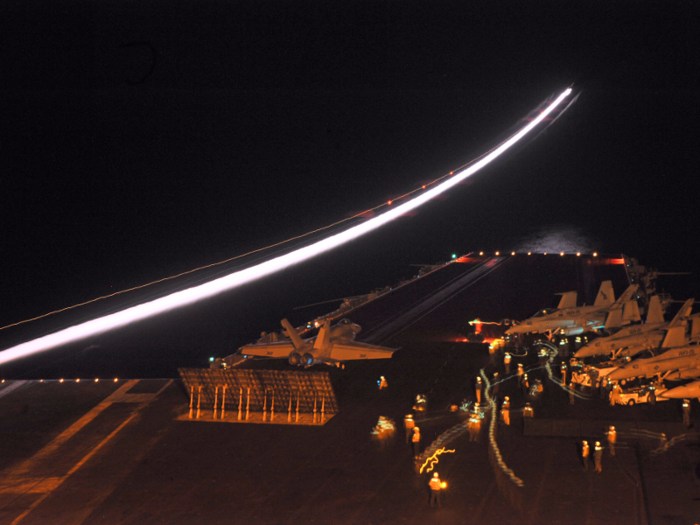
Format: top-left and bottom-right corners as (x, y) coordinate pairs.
(609, 311), (700, 364)
(240, 318), (396, 367)
(607, 339), (700, 383)
(574, 298), (694, 359)
(505, 282), (639, 338)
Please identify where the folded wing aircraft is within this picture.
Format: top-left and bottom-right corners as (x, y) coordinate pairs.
(505, 282), (640, 337)
(240, 318), (396, 368)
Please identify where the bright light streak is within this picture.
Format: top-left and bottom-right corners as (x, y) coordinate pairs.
(0, 88), (572, 365)
(420, 447), (456, 474)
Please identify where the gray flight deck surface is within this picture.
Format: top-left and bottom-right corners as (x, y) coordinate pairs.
(1, 254), (698, 524)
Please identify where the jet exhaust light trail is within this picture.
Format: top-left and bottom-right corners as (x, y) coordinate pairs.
(0, 88), (573, 365)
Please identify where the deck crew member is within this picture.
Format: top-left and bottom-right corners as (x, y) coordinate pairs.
(404, 414), (415, 444)
(501, 396), (511, 426)
(523, 402), (534, 418)
(582, 440), (590, 471)
(468, 410), (481, 441)
(492, 372), (500, 397)
(412, 426), (421, 459)
(475, 376), (483, 404)
(683, 399), (692, 427)
(610, 383), (622, 406)
(594, 441), (603, 473)
(607, 426), (617, 456)
(489, 342), (497, 365)
(378, 376), (388, 390)
(517, 364), (524, 387)
(561, 362), (567, 385)
(504, 353), (512, 375)
(429, 472), (444, 508)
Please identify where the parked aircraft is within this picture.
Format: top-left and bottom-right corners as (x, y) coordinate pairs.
(240, 318), (396, 367)
(574, 298), (694, 359)
(607, 342), (700, 383)
(505, 282), (639, 338)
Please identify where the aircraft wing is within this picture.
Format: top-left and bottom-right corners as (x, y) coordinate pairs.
(240, 342), (295, 358)
(329, 341), (395, 361)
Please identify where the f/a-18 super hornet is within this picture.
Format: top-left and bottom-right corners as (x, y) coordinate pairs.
(505, 281), (640, 338)
(606, 346), (700, 383)
(606, 319), (700, 383)
(240, 318), (396, 368)
(574, 298), (694, 359)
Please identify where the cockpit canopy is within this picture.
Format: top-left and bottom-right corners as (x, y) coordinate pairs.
(531, 308), (557, 318)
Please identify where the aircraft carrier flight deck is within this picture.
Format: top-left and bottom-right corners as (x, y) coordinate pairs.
(1, 253), (698, 524)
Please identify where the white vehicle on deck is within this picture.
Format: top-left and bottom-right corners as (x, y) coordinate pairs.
(616, 384), (669, 405)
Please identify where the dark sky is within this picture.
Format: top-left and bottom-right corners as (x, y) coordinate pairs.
(1, 1), (699, 377)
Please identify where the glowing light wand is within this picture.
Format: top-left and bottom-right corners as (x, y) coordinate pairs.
(0, 88), (572, 365)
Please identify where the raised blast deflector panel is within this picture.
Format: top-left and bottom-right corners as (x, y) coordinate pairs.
(178, 368), (338, 413)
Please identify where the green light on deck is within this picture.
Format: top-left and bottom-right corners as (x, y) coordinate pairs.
(209, 357), (215, 362)
(452, 254), (457, 259)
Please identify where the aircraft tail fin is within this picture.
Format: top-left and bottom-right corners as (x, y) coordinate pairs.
(622, 300), (641, 324)
(604, 307), (623, 331)
(556, 291), (577, 310)
(281, 319), (305, 350)
(669, 298), (694, 327)
(646, 295), (664, 325)
(661, 325), (686, 348)
(594, 281), (615, 308)
(690, 314), (700, 340)
(313, 319), (332, 351)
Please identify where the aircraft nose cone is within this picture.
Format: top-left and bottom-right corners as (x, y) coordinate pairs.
(659, 383), (698, 399)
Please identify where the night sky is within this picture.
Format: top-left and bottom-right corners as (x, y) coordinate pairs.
(2, 1), (699, 378)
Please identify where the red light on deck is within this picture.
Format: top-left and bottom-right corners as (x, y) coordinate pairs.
(422, 185), (426, 189)
(605, 258), (626, 265)
(387, 200), (392, 205)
